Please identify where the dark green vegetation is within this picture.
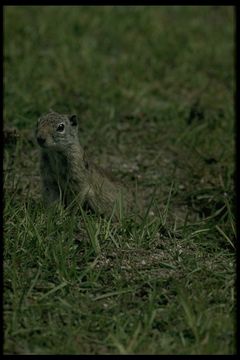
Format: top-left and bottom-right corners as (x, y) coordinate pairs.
(4, 6), (236, 355)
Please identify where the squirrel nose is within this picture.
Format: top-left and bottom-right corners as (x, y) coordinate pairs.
(37, 136), (46, 146)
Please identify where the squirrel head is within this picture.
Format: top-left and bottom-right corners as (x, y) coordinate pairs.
(36, 111), (79, 151)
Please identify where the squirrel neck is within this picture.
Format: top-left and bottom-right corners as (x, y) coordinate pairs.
(64, 142), (84, 161)
(41, 142), (85, 169)
(62, 142), (87, 173)
(63, 142), (89, 188)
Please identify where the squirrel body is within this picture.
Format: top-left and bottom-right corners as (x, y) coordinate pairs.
(36, 111), (131, 219)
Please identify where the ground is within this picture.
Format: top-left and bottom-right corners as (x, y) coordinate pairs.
(4, 5), (236, 355)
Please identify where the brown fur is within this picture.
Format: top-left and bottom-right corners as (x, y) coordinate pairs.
(36, 110), (132, 219)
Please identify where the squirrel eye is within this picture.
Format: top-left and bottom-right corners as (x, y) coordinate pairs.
(57, 123), (65, 132)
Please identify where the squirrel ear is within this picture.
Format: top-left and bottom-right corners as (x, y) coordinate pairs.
(69, 114), (78, 126)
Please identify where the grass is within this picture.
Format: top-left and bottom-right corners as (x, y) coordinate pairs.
(3, 5), (236, 355)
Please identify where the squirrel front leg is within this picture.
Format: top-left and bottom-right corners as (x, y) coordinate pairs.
(41, 175), (60, 206)
(40, 154), (60, 206)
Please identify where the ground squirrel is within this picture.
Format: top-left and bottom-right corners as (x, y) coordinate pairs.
(36, 110), (132, 219)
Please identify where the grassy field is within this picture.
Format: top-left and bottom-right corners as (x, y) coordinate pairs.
(3, 5), (236, 355)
